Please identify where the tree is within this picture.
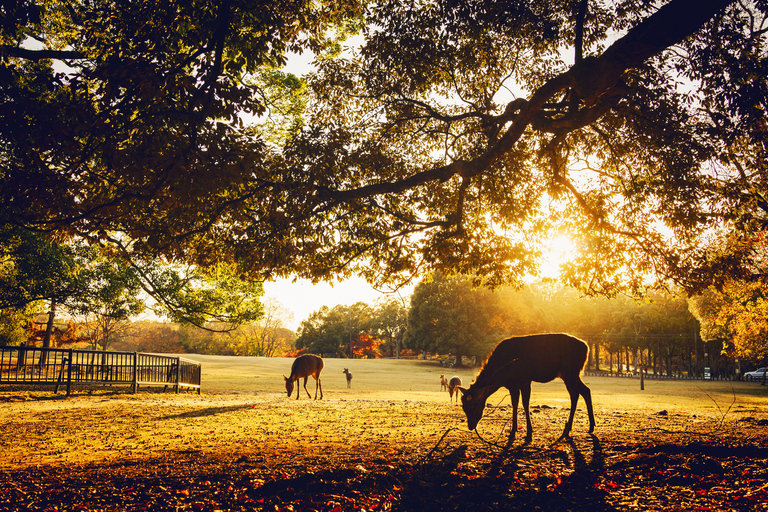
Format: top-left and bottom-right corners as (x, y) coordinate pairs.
(405, 274), (506, 364)
(256, 298), (294, 357)
(0, 306), (34, 345)
(66, 249), (147, 351)
(135, 259), (266, 330)
(4, 0), (766, 299)
(249, 0), (766, 292)
(0, 225), (84, 311)
(294, 302), (373, 357)
(371, 297), (407, 358)
(691, 279), (768, 373)
(237, 298), (294, 356)
(122, 321), (186, 353)
(1, 0), (360, 262)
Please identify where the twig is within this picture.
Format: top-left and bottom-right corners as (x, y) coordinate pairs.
(473, 428), (506, 452)
(481, 392), (515, 448)
(418, 427), (459, 465)
(744, 481), (768, 497)
(701, 386), (737, 427)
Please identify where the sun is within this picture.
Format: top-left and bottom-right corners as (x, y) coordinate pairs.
(538, 234), (576, 279)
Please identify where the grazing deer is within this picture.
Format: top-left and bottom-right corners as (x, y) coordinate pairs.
(343, 368), (352, 388)
(440, 374), (449, 391)
(448, 376), (462, 403)
(459, 333), (595, 446)
(284, 354), (324, 400)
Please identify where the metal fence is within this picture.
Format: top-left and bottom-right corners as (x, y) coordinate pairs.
(0, 346), (201, 396)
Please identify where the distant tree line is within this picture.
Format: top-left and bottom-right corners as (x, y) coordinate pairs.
(294, 273), (766, 378)
(294, 299), (406, 358)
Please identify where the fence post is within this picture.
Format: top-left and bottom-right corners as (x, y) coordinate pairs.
(132, 352), (138, 394)
(175, 357), (181, 393)
(66, 349), (73, 396)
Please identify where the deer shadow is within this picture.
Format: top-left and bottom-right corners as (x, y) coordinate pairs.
(398, 434), (614, 512)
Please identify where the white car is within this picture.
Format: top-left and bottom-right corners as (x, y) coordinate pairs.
(744, 368), (768, 381)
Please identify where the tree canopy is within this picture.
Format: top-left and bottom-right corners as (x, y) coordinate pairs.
(3, 0), (767, 296)
(405, 273), (507, 362)
(295, 302), (375, 357)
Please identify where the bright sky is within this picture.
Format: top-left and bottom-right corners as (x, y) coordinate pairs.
(263, 277), (409, 331)
(262, 236), (573, 331)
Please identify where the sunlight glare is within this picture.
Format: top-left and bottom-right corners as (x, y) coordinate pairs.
(539, 234), (576, 279)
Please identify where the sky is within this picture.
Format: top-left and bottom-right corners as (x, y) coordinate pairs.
(262, 277), (410, 331)
(261, 236), (572, 331)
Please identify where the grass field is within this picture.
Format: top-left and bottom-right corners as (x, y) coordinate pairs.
(187, 354), (768, 419)
(2, 355), (767, 511)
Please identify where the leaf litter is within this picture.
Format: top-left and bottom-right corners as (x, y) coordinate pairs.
(0, 390), (767, 511)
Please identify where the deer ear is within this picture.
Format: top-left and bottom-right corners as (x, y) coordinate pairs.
(283, 375), (288, 381)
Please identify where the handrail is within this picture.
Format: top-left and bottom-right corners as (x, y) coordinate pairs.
(0, 346), (201, 396)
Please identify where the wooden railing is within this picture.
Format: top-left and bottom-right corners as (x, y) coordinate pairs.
(0, 346), (201, 396)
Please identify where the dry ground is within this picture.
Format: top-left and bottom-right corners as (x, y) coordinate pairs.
(1, 358), (768, 511)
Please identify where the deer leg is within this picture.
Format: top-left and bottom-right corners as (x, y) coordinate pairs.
(560, 379), (580, 440)
(579, 378), (595, 433)
(303, 376), (311, 399)
(506, 387), (520, 447)
(317, 375), (323, 399)
(521, 383), (533, 444)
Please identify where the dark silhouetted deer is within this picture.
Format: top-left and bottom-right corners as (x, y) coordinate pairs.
(440, 374), (448, 391)
(459, 333), (595, 446)
(448, 376), (462, 403)
(284, 354), (324, 400)
(343, 368), (352, 388)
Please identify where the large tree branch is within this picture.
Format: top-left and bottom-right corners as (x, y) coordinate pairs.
(1, 46), (84, 61)
(325, 0), (734, 203)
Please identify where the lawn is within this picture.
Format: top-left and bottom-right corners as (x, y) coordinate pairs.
(191, 353), (768, 418)
(1, 355), (767, 511)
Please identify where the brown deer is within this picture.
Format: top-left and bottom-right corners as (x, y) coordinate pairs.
(284, 354), (324, 400)
(448, 376), (462, 403)
(440, 374), (449, 391)
(459, 333), (595, 446)
(343, 368), (352, 388)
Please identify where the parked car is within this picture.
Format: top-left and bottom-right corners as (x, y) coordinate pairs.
(744, 368), (768, 381)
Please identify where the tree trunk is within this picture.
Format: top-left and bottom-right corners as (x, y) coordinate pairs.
(593, 341), (600, 371)
(39, 301), (56, 366)
(42, 300), (56, 349)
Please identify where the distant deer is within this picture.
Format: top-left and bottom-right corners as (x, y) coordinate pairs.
(284, 354), (324, 400)
(440, 374), (449, 391)
(459, 333), (595, 446)
(448, 376), (462, 403)
(343, 368), (352, 388)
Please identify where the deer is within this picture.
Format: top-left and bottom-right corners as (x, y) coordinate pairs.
(440, 374), (449, 391)
(448, 376), (462, 403)
(343, 368), (352, 388)
(284, 354), (324, 400)
(459, 333), (595, 447)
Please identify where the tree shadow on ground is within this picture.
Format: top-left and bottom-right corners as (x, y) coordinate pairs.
(3, 431), (767, 511)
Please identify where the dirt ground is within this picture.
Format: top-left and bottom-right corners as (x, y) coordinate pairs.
(1, 388), (767, 511)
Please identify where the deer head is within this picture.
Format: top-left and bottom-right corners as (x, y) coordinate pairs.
(459, 386), (492, 430)
(284, 375), (294, 397)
